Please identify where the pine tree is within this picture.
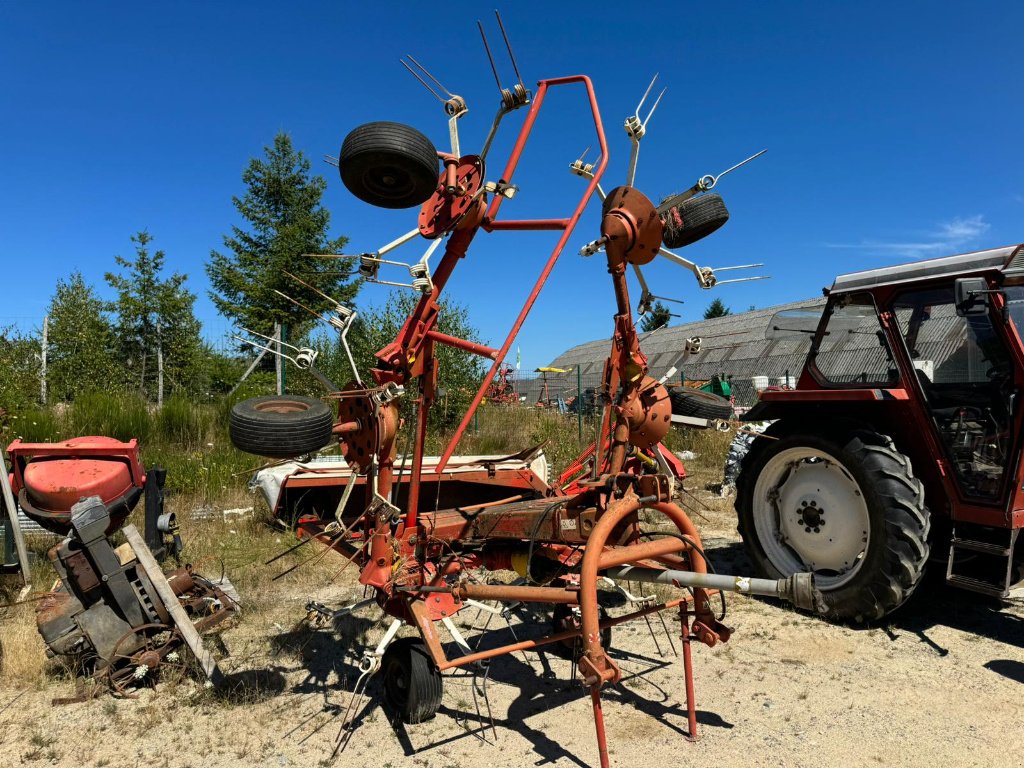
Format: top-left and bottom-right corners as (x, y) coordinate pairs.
(46, 273), (123, 401)
(206, 133), (357, 341)
(106, 231), (207, 399)
(639, 301), (672, 332)
(703, 298), (731, 319)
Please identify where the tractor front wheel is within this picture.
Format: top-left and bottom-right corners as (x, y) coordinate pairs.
(736, 427), (929, 622)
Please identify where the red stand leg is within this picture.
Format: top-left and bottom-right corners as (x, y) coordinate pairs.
(591, 685), (611, 768)
(680, 605), (699, 742)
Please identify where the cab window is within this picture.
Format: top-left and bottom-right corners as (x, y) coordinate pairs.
(810, 292), (898, 386)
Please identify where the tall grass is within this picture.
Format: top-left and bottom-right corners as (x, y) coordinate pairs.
(69, 391), (153, 443)
(3, 391), (253, 502)
(3, 393), (734, 504)
(425, 404), (732, 481)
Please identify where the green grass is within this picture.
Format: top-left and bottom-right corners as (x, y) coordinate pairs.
(69, 390), (154, 444)
(3, 390), (734, 504)
(3, 390), (253, 501)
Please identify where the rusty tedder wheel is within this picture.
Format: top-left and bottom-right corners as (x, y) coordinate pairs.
(736, 426), (930, 622)
(229, 395), (334, 458)
(660, 192), (730, 249)
(339, 121), (440, 209)
(106, 624), (187, 696)
(381, 638), (443, 724)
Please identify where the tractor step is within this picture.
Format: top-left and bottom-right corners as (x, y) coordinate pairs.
(946, 527), (1019, 598)
(945, 574), (1010, 598)
(949, 538), (1012, 557)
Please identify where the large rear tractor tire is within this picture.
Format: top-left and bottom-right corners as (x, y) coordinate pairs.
(229, 395), (334, 458)
(735, 426), (930, 622)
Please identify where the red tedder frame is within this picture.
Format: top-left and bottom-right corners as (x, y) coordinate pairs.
(372, 75), (608, 531)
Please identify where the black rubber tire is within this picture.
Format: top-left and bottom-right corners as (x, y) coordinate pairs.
(382, 637), (443, 724)
(735, 425), (930, 622)
(669, 388), (733, 420)
(660, 193), (730, 249)
(339, 121), (439, 209)
(550, 604), (611, 659)
(229, 395), (334, 458)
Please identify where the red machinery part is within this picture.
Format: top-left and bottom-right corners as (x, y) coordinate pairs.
(7, 437), (145, 535)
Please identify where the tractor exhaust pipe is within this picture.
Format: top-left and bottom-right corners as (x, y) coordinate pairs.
(603, 566), (823, 612)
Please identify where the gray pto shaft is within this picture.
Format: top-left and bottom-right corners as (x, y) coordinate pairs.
(603, 566), (822, 612)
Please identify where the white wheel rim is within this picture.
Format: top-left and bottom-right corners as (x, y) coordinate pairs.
(751, 446), (870, 590)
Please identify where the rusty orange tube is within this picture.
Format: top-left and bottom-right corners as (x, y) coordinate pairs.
(579, 498), (707, 683)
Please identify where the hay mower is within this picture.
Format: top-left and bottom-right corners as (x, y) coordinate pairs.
(228, 14), (814, 766)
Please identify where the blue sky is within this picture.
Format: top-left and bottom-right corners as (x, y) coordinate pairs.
(2, 1), (1021, 370)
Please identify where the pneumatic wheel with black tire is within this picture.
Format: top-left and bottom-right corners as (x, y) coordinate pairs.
(735, 426), (930, 622)
(660, 193), (730, 249)
(339, 121), (439, 209)
(669, 388), (733, 420)
(382, 638), (443, 724)
(229, 395), (334, 458)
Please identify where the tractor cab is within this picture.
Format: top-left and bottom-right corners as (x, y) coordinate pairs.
(738, 245), (1024, 619)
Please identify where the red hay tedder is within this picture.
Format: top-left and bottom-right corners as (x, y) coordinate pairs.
(228, 14), (812, 765)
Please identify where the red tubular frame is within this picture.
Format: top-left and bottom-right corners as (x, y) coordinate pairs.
(434, 75), (609, 475)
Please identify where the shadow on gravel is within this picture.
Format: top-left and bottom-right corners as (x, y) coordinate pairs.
(983, 658), (1024, 684)
(870, 579), (1024, 655)
(214, 667), (288, 703)
(269, 615), (377, 695)
(386, 619), (732, 764)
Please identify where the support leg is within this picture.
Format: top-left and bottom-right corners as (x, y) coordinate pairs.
(680, 603), (698, 742)
(590, 685), (610, 768)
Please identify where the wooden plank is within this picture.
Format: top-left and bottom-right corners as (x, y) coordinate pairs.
(0, 447), (31, 585)
(123, 525), (224, 687)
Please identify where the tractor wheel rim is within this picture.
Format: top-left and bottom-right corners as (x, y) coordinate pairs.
(752, 446), (870, 590)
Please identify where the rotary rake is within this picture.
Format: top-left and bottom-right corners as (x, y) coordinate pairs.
(233, 13), (816, 766)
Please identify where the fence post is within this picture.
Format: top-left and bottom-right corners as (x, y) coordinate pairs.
(274, 322), (283, 396)
(281, 323), (288, 395)
(156, 319), (164, 407)
(577, 366), (583, 442)
(40, 315), (48, 406)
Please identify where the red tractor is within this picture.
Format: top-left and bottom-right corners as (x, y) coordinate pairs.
(737, 244), (1024, 621)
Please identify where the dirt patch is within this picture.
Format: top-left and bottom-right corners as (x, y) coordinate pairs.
(1, 485), (1021, 768)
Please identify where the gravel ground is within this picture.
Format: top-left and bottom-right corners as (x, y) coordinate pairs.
(1, 485), (1022, 768)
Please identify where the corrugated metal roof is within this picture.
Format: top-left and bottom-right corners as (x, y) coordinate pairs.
(831, 245), (1019, 292)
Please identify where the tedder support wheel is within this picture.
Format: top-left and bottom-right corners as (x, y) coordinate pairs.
(382, 637), (443, 724)
(339, 121), (440, 209)
(735, 427), (930, 622)
(229, 395), (334, 458)
(660, 192), (730, 249)
(669, 388), (733, 420)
